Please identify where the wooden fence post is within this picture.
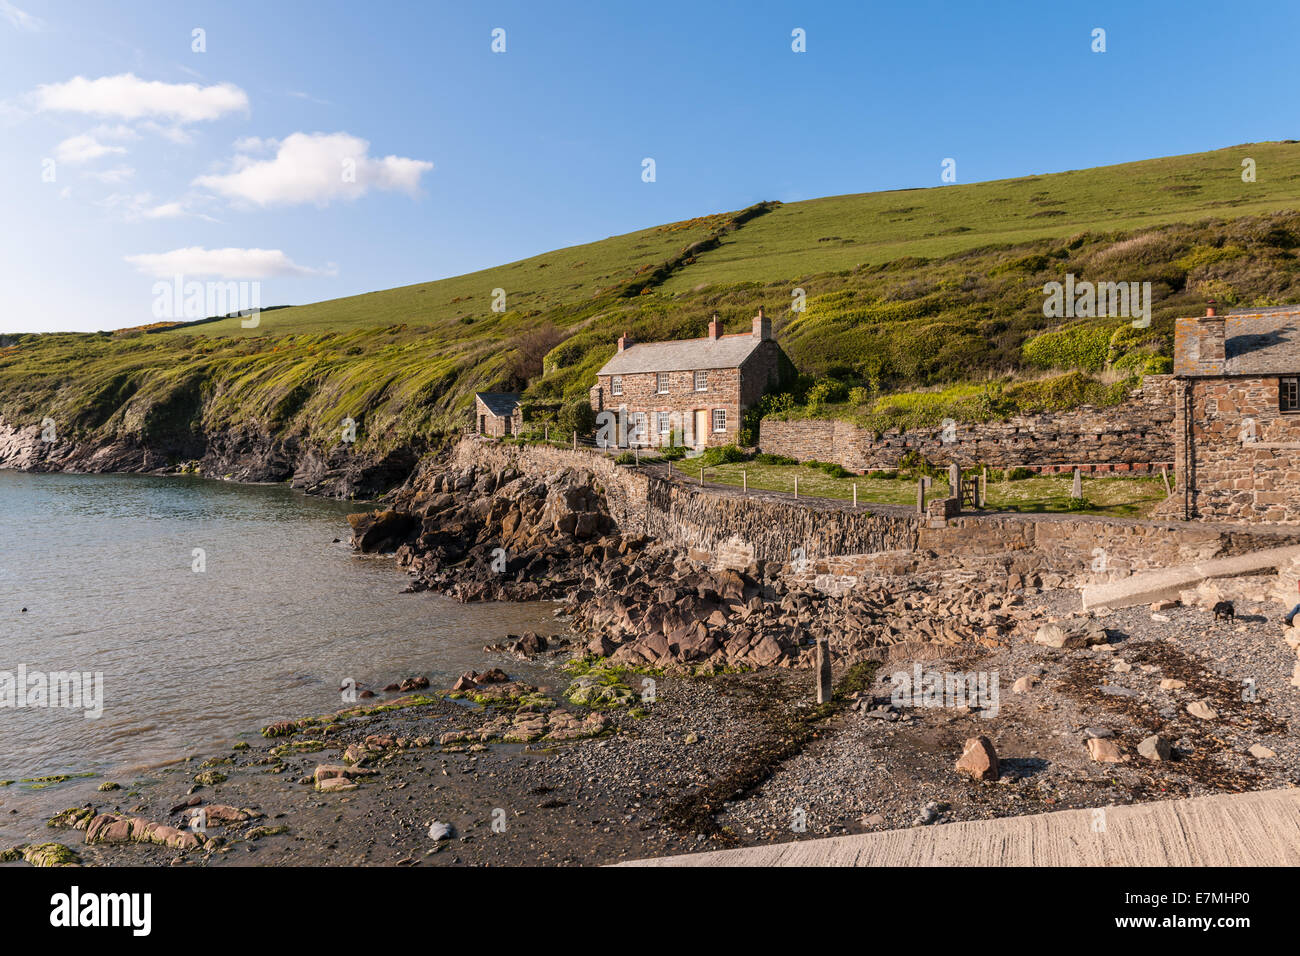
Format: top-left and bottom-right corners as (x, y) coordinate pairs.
(853, 483), (857, 508)
(794, 476), (799, 499)
(742, 469), (747, 492)
(1071, 466), (1083, 499)
(572, 431), (577, 451)
(917, 477), (924, 514)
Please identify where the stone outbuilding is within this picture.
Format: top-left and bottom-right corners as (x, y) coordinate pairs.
(1172, 304), (1300, 523)
(588, 309), (792, 449)
(474, 392), (521, 438)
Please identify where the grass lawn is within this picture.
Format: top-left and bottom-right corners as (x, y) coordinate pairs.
(672, 460), (1170, 518)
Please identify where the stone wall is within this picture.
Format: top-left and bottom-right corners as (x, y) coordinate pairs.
(450, 437), (917, 565)
(759, 375), (1175, 473)
(452, 437), (1300, 583)
(1174, 376), (1300, 524)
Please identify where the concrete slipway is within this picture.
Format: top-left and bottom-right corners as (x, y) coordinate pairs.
(621, 787), (1300, 866)
(1081, 545), (1300, 611)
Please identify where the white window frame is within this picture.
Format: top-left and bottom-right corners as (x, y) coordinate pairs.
(1282, 376), (1299, 414)
(712, 409), (727, 433)
(656, 372), (669, 394)
(694, 370), (708, 392)
(611, 375), (622, 396)
(630, 411), (647, 445)
(657, 411), (671, 437)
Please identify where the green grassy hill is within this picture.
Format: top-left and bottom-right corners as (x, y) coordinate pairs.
(5, 141), (1300, 468)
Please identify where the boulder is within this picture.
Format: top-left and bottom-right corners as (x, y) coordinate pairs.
(954, 736), (999, 781)
(1086, 737), (1124, 763)
(1186, 700), (1218, 721)
(1137, 735), (1172, 761)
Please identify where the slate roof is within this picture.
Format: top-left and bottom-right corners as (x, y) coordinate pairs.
(474, 392), (520, 417)
(597, 333), (763, 376)
(1174, 307), (1300, 376)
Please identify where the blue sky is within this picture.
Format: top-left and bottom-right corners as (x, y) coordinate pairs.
(1, 0), (1297, 333)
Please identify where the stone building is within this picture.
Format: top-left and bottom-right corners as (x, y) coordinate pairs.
(588, 309), (791, 449)
(474, 392), (521, 438)
(1172, 304), (1300, 523)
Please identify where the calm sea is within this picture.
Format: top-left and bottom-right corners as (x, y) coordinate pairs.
(0, 470), (560, 843)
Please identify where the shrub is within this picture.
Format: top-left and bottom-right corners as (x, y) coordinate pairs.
(754, 452), (798, 466)
(659, 444), (686, 461)
(614, 452), (637, 465)
(1006, 467), (1034, 480)
(1021, 324), (1116, 373)
(699, 444), (747, 467)
(556, 399), (596, 437)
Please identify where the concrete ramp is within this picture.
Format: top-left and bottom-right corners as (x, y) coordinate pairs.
(620, 788), (1300, 867)
(1081, 544), (1300, 611)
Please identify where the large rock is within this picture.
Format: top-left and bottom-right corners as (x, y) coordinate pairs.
(954, 736), (999, 781)
(1086, 737), (1125, 763)
(1187, 700), (1218, 721)
(1138, 735), (1172, 761)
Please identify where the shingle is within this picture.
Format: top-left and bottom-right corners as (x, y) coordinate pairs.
(597, 333), (762, 376)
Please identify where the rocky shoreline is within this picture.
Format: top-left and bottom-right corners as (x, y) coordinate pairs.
(5, 446), (1299, 867)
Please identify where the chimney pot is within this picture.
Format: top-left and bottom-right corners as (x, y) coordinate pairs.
(1206, 300), (1216, 318)
(617, 331), (631, 352)
(708, 314), (721, 341)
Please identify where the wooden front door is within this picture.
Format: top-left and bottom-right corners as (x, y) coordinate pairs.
(694, 409), (708, 449)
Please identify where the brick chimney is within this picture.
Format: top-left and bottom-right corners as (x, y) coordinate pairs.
(708, 314), (722, 341)
(752, 307), (770, 341)
(617, 331), (631, 352)
(1192, 301), (1226, 370)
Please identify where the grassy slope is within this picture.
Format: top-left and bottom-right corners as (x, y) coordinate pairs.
(178, 142), (1300, 337)
(5, 142), (1300, 462)
(660, 142), (1300, 289)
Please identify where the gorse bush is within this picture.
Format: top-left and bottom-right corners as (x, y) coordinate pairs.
(1021, 324), (1115, 372)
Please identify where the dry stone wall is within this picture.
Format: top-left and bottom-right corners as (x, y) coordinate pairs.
(759, 375), (1175, 473)
(452, 437), (1300, 584)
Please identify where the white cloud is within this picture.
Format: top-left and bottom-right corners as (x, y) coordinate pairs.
(35, 73), (248, 123)
(124, 247), (331, 279)
(55, 133), (127, 164)
(194, 131), (432, 206)
(0, 1), (44, 31)
(83, 166), (136, 184)
(142, 201), (185, 219)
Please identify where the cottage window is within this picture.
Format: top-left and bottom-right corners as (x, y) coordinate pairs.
(656, 372), (669, 394)
(694, 370), (708, 392)
(630, 412), (647, 444)
(657, 412), (671, 437)
(712, 409), (726, 433)
(1282, 377), (1300, 413)
(611, 376), (622, 396)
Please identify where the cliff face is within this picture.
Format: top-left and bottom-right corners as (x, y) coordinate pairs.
(0, 415), (423, 499)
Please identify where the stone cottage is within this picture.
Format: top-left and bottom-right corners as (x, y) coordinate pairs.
(474, 392), (521, 438)
(1172, 304), (1300, 523)
(588, 309), (791, 449)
